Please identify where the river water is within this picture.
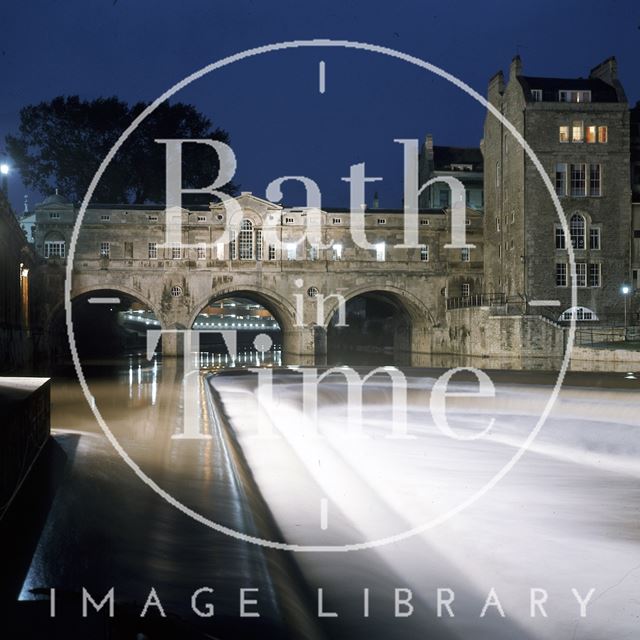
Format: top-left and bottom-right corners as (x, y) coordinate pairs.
(12, 352), (640, 639)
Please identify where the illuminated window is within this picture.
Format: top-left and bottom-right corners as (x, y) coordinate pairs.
(570, 214), (586, 249)
(598, 126), (608, 143)
(239, 219), (254, 260)
(197, 243), (206, 260)
(556, 263), (567, 287)
(286, 242), (297, 260)
(216, 243), (224, 260)
(589, 227), (601, 250)
(586, 126), (597, 143)
(375, 242), (386, 262)
(589, 164), (601, 196)
(559, 126), (570, 143)
(148, 242), (157, 259)
(420, 246), (429, 262)
(571, 121), (584, 143)
(570, 164), (586, 196)
(99, 242), (110, 258)
(555, 163), (567, 196)
(332, 243), (343, 260)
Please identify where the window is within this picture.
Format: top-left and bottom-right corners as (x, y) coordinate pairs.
(586, 126), (597, 144)
(555, 163), (567, 196)
(556, 263), (567, 287)
(375, 242), (386, 262)
(559, 90), (591, 103)
(148, 242), (158, 259)
(256, 229), (263, 260)
(44, 240), (65, 258)
(49, 212), (60, 220)
(216, 242), (224, 260)
(285, 242), (297, 260)
(100, 214), (111, 221)
(268, 244), (276, 261)
(589, 263), (601, 287)
(570, 164), (586, 197)
(420, 218), (430, 226)
(461, 247), (470, 262)
(571, 121), (584, 143)
(148, 215), (158, 222)
(332, 217), (342, 225)
(495, 161), (500, 188)
(377, 218), (387, 225)
(197, 243), (206, 260)
(531, 89), (542, 101)
(171, 243), (182, 259)
(239, 219), (254, 260)
(420, 246), (429, 262)
(560, 306), (598, 321)
(99, 242), (110, 258)
(332, 243), (343, 260)
(496, 216), (500, 232)
(589, 227), (600, 250)
(555, 226), (566, 249)
(570, 214), (586, 249)
(559, 126), (570, 143)
(598, 126), (608, 143)
(307, 287), (319, 298)
(284, 217), (294, 224)
(439, 190), (450, 207)
(461, 283), (470, 297)
(576, 262), (587, 288)
(171, 286), (183, 298)
(197, 215), (206, 222)
(230, 239), (237, 259)
(589, 164), (601, 196)
(308, 244), (318, 260)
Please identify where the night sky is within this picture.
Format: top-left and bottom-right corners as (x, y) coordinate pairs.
(1, 0), (638, 212)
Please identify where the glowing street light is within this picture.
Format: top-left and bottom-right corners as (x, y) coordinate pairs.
(0, 163), (9, 175)
(0, 162), (9, 197)
(621, 284), (630, 334)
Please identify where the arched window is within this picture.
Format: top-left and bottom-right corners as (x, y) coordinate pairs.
(238, 219), (254, 260)
(569, 214), (585, 249)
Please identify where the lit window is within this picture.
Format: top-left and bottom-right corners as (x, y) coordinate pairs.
(286, 242), (297, 260)
(586, 126), (597, 144)
(571, 121), (584, 143)
(555, 226), (566, 249)
(239, 219), (254, 260)
(598, 126), (608, 143)
(589, 227), (601, 250)
(44, 240), (65, 258)
(461, 247), (470, 262)
(570, 164), (586, 197)
(556, 263), (567, 287)
(589, 263), (601, 287)
(197, 243), (206, 260)
(420, 246), (429, 262)
(216, 243), (225, 260)
(570, 214), (586, 249)
(531, 89), (542, 101)
(375, 242), (386, 262)
(148, 242), (157, 259)
(461, 283), (470, 297)
(575, 262), (587, 288)
(99, 242), (110, 258)
(332, 243), (343, 260)
(589, 164), (601, 196)
(555, 163), (567, 196)
(559, 126), (570, 143)
(171, 243), (182, 259)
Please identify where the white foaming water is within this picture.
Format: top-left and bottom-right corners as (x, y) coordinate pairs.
(212, 370), (640, 639)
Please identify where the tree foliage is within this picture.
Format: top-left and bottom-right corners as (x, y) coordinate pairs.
(6, 96), (238, 204)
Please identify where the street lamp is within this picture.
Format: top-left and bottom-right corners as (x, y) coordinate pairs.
(621, 284), (630, 336)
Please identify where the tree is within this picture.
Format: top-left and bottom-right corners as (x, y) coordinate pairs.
(6, 96), (238, 204)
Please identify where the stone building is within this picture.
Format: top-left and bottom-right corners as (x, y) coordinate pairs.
(0, 190), (35, 371)
(482, 56), (632, 323)
(418, 134), (484, 210)
(631, 102), (640, 294)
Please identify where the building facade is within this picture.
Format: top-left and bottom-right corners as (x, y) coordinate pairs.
(482, 56), (632, 324)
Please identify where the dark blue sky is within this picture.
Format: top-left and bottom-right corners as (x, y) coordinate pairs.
(1, 0), (638, 211)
